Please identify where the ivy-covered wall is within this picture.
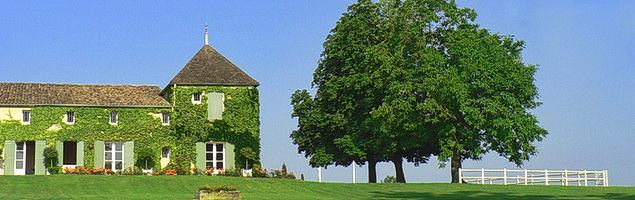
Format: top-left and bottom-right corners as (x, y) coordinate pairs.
(165, 85), (261, 169)
(0, 106), (173, 169)
(0, 85), (260, 171)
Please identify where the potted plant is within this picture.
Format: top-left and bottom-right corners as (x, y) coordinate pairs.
(196, 185), (240, 200)
(239, 147), (256, 177)
(43, 147), (60, 175)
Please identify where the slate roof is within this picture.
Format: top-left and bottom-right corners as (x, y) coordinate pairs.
(168, 45), (259, 86)
(0, 82), (171, 107)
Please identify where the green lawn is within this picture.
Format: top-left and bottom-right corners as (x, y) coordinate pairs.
(0, 175), (633, 199)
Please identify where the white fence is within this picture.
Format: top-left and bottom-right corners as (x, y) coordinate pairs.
(459, 168), (608, 186)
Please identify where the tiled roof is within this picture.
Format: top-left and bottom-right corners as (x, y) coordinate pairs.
(0, 82), (171, 107)
(168, 45), (259, 86)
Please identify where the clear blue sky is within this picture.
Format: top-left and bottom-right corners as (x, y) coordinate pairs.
(1, 1), (634, 185)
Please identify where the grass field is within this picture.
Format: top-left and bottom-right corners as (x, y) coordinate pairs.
(0, 175), (633, 199)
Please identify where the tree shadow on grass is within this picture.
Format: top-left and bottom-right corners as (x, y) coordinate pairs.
(371, 190), (635, 200)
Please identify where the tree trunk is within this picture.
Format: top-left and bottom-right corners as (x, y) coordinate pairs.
(393, 157), (406, 183)
(451, 151), (462, 183)
(368, 159), (377, 183)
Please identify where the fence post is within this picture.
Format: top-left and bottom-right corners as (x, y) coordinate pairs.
(584, 170), (588, 186)
(503, 168), (507, 185)
(577, 172), (581, 186)
(545, 169), (549, 185)
(481, 168), (485, 185)
(604, 170), (609, 187)
(318, 167), (322, 183)
(524, 169), (528, 185)
(458, 168), (463, 184)
(564, 169), (569, 186)
(352, 161), (356, 184)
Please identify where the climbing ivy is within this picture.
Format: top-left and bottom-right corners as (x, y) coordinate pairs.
(0, 106), (173, 169)
(0, 85), (260, 171)
(166, 85), (261, 169)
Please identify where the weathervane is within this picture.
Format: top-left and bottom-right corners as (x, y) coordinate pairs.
(204, 21), (209, 45)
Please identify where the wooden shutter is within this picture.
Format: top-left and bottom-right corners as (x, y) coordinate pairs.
(225, 143), (235, 170)
(123, 141), (134, 170)
(94, 141), (104, 168)
(56, 141), (63, 166)
(3, 140), (15, 175)
(207, 92), (224, 120)
(77, 141), (84, 166)
(196, 142), (205, 171)
(34, 141), (45, 175)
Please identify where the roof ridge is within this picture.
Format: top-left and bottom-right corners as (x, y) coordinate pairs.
(0, 82), (162, 87)
(167, 45), (259, 87)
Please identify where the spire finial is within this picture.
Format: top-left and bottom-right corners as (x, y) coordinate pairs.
(204, 21), (209, 45)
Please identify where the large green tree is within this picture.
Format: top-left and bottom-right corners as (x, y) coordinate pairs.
(291, 0), (386, 183)
(291, 0), (547, 184)
(430, 24), (548, 183)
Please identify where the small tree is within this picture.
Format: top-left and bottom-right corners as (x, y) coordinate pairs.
(135, 147), (156, 170)
(43, 147), (58, 168)
(281, 162), (287, 174)
(239, 147), (257, 170)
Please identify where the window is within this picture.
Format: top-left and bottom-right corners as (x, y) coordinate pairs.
(104, 142), (124, 171)
(205, 142), (224, 170)
(162, 147), (171, 159)
(161, 113), (170, 125)
(66, 112), (75, 124)
(63, 141), (77, 165)
(22, 110), (31, 124)
(192, 93), (202, 104)
(110, 111), (118, 125)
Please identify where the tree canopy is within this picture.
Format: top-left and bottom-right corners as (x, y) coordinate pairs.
(290, 0), (547, 183)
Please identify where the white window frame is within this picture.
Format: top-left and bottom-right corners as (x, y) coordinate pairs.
(65, 111), (75, 125)
(161, 147), (171, 159)
(205, 142), (225, 170)
(110, 111), (118, 125)
(192, 92), (202, 104)
(15, 141), (26, 175)
(21, 110), (31, 125)
(161, 113), (170, 126)
(104, 142), (124, 171)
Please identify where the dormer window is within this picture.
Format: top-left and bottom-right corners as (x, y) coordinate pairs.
(161, 113), (170, 125)
(192, 93), (202, 104)
(66, 112), (75, 124)
(22, 110), (31, 124)
(110, 111), (118, 125)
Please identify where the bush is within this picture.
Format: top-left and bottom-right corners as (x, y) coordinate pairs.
(171, 155), (191, 175)
(251, 164), (268, 178)
(382, 176), (397, 183)
(300, 174), (304, 181)
(48, 166), (62, 174)
(123, 166), (144, 175)
(219, 168), (241, 177)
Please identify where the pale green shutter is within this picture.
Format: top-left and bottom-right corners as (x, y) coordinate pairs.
(94, 141), (104, 168)
(4, 140), (15, 175)
(196, 142), (205, 171)
(225, 143), (235, 170)
(123, 141), (134, 170)
(34, 141), (45, 175)
(207, 92), (224, 120)
(76, 141), (84, 166)
(56, 141), (63, 166)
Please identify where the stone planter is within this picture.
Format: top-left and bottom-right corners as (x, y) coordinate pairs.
(196, 190), (241, 200)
